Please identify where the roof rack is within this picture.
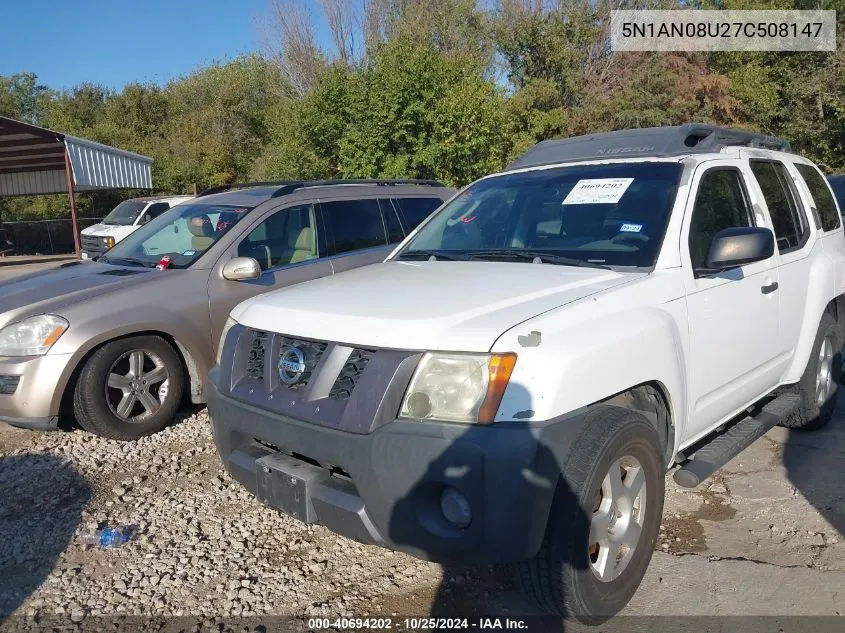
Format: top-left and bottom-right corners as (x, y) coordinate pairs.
(508, 124), (792, 170)
(197, 178), (445, 198)
(197, 181), (300, 197)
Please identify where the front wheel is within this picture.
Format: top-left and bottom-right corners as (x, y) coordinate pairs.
(517, 406), (664, 621)
(73, 336), (184, 440)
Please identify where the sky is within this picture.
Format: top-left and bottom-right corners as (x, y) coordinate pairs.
(0, 0), (333, 91)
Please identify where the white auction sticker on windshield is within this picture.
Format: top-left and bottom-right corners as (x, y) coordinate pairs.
(562, 178), (634, 205)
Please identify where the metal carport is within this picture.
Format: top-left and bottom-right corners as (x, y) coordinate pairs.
(0, 116), (153, 257)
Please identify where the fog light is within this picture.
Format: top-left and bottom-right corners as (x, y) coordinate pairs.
(405, 391), (432, 418)
(0, 375), (20, 395)
(440, 487), (472, 529)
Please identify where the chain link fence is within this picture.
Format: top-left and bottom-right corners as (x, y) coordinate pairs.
(0, 218), (104, 256)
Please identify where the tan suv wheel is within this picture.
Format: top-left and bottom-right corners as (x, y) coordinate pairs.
(73, 336), (184, 440)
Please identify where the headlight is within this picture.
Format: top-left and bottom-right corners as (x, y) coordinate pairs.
(216, 316), (238, 365)
(103, 236), (115, 249)
(400, 352), (517, 424)
(0, 315), (69, 357)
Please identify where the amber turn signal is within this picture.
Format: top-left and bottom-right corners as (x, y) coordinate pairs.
(478, 353), (517, 424)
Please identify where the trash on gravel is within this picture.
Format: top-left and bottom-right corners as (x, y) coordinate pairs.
(79, 525), (134, 548)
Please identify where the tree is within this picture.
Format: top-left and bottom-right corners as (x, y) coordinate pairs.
(0, 72), (49, 123)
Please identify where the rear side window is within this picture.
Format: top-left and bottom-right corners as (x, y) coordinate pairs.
(750, 160), (808, 252)
(323, 198), (388, 254)
(396, 197), (443, 231)
(688, 168), (753, 271)
(795, 163), (840, 231)
(381, 200), (404, 243)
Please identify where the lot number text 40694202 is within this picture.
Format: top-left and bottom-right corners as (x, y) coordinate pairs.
(307, 617), (528, 630)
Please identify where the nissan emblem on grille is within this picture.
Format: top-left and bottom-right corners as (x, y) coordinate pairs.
(278, 346), (307, 385)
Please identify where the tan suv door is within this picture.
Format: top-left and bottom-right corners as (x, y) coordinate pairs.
(207, 202), (332, 347)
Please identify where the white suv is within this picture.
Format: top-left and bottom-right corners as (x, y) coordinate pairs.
(80, 195), (194, 259)
(208, 125), (845, 619)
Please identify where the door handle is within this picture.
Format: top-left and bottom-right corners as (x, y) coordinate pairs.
(761, 281), (779, 294)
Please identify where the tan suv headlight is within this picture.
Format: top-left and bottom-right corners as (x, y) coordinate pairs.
(0, 315), (69, 356)
(216, 316), (238, 365)
(399, 352), (516, 424)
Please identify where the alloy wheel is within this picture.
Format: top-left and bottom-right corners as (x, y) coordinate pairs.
(588, 455), (647, 582)
(105, 349), (170, 422)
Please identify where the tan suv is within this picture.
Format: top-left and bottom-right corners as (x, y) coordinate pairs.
(0, 180), (453, 440)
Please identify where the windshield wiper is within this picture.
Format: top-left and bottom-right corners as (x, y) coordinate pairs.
(396, 250), (468, 261)
(467, 250), (610, 269)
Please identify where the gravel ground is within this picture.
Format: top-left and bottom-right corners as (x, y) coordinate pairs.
(1, 405), (842, 626)
(0, 411), (450, 622)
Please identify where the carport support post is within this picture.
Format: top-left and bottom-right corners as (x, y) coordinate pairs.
(63, 146), (81, 259)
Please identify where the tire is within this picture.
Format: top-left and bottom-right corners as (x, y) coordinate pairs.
(73, 336), (184, 441)
(517, 406), (664, 621)
(780, 313), (841, 431)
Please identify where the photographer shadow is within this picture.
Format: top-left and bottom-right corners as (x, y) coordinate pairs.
(0, 453), (91, 619)
(386, 384), (587, 632)
(782, 392), (845, 539)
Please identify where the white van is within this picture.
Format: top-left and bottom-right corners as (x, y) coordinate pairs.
(80, 195), (194, 259)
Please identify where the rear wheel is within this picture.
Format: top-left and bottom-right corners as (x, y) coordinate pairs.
(781, 313), (840, 431)
(517, 406), (664, 621)
(73, 336), (184, 440)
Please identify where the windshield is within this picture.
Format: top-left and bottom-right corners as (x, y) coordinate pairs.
(102, 200), (148, 226)
(397, 162), (683, 268)
(102, 202), (253, 268)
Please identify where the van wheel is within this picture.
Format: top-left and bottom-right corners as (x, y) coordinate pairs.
(781, 313), (840, 431)
(73, 336), (184, 441)
(517, 406), (664, 621)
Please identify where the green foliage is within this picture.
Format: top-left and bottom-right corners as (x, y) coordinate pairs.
(0, 72), (48, 123)
(3, 0), (845, 226)
(337, 38), (499, 184)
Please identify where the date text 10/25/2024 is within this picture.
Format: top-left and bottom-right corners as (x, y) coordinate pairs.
(307, 617), (529, 630)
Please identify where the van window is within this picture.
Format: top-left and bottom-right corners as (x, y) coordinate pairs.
(396, 197), (443, 231)
(750, 160), (808, 252)
(238, 205), (319, 270)
(795, 163), (840, 231)
(323, 198), (388, 254)
(688, 168), (754, 271)
(381, 200), (405, 243)
(141, 202), (171, 224)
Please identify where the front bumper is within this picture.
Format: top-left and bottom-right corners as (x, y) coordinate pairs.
(0, 353), (73, 430)
(208, 373), (590, 565)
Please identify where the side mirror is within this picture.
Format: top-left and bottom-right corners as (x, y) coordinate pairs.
(222, 257), (261, 281)
(704, 226), (774, 272)
(140, 214), (152, 225)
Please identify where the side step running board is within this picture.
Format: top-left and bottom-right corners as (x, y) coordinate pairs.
(673, 393), (800, 488)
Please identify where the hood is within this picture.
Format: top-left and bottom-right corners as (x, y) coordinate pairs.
(81, 224), (138, 238)
(233, 261), (646, 352)
(0, 261), (160, 326)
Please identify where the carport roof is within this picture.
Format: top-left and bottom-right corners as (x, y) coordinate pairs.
(0, 116), (153, 196)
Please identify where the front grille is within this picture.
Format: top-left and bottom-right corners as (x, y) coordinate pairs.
(329, 348), (373, 400)
(277, 336), (328, 389)
(0, 375), (20, 395)
(234, 329), (381, 407)
(246, 331), (268, 380)
(81, 235), (105, 255)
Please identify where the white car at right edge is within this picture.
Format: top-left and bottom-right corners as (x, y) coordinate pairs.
(208, 125), (845, 620)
